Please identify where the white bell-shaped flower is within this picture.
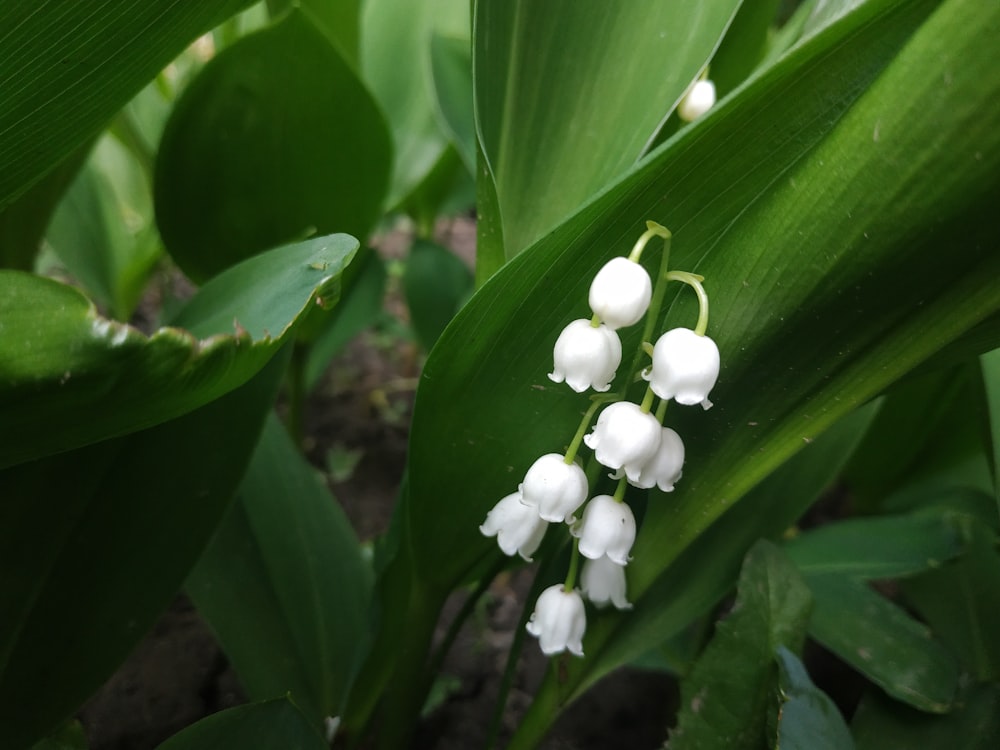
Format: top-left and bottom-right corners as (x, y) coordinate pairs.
(644, 327), (720, 409)
(678, 79), (716, 122)
(580, 555), (632, 610)
(548, 319), (622, 393)
(526, 584), (587, 656)
(519, 453), (590, 523)
(588, 257), (652, 330)
(479, 492), (547, 561)
(571, 494), (637, 565)
(583, 401), (662, 482)
(626, 426), (685, 492)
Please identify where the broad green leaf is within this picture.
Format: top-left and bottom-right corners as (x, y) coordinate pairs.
(155, 698), (326, 750)
(408, 0), (1000, 742)
(474, 0), (743, 256)
(0, 354), (286, 750)
(0, 0), (256, 210)
(28, 722), (87, 750)
(474, 137), (505, 287)
(362, 0), (469, 210)
(773, 647), (855, 750)
(806, 575), (959, 712)
(982, 347), (1000, 510)
(45, 135), (161, 319)
(403, 239), (473, 350)
(0, 233), (357, 469)
(708, 0), (781, 98)
(430, 32), (475, 173)
(668, 541), (812, 750)
(783, 513), (965, 579)
(187, 417), (374, 723)
(155, 9), (389, 281)
(853, 683), (1000, 750)
(296, 0), (361, 64)
(900, 523), (1000, 681)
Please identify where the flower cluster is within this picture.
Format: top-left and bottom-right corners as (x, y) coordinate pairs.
(480, 221), (720, 657)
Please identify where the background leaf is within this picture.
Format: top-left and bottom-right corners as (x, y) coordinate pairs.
(0, 0), (255, 209)
(0, 234), (356, 469)
(773, 647), (855, 750)
(474, 0), (743, 257)
(402, 239), (473, 350)
(0, 354), (287, 750)
(187, 417), (374, 723)
(155, 698), (326, 750)
(154, 9), (389, 281)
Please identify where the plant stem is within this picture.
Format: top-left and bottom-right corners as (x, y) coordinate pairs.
(665, 270), (710, 335)
(627, 224), (672, 380)
(563, 540), (581, 591)
(564, 397), (607, 464)
(613, 476), (628, 503)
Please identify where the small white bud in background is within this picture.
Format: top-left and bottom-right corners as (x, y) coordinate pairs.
(626, 427), (685, 492)
(678, 79), (717, 122)
(580, 555), (632, 610)
(571, 494), (637, 565)
(526, 584), (587, 656)
(519, 453), (590, 523)
(549, 319), (622, 393)
(644, 327), (720, 409)
(584, 401), (662, 482)
(588, 257), (653, 330)
(479, 492), (548, 561)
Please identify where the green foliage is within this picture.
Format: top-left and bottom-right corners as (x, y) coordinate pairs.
(403, 239), (473, 350)
(155, 698), (327, 750)
(669, 541), (812, 750)
(155, 9), (389, 281)
(774, 647), (855, 750)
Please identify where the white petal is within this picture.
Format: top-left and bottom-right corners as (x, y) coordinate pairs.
(588, 257), (652, 330)
(585, 401), (662, 473)
(549, 319), (622, 393)
(573, 495), (636, 563)
(678, 79), (716, 122)
(520, 453), (590, 523)
(526, 585), (587, 656)
(581, 556), (632, 610)
(644, 328), (720, 407)
(480, 492), (548, 560)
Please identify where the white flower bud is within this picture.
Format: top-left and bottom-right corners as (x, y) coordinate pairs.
(626, 427), (685, 492)
(549, 319), (622, 393)
(571, 494), (636, 565)
(588, 257), (652, 330)
(580, 555), (632, 610)
(678, 79), (716, 122)
(583, 401), (662, 482)
(479, 492), (547, 561)
(526, 584), (587, 656)
(643, 327), (720, 409)
(519, 453), (590, 523)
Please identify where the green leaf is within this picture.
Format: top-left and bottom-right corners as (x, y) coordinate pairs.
(361, 0), (469, 210)
(708, 0), (781, 98)
(403, 239), (473, 350)
(430, 32), (475, 173)
(900, 523), (1000, 681)
(981, 347), (1000, 511)
(475, 0), (743, 256)
(46, 135), (161, 319)
(0, 0), (256, 210)
(187, 417), (374, 723)
(0, 353), (287, 750)
(0, 233), (357, 469)
(853, 683), (1000, 750)
(783, 512), (966, 579)
(773, 647), (855, 750)
(805, 575), (959, 712)
(155, 698), (327, 750)
(154, 9), (389, 282)
(28, 722), (88, 750)
(668, 541), (812, 750)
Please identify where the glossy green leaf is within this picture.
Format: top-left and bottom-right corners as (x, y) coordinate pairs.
(45, 135), (161, 319)
(155, 9), (389, 281)
(297, 0), (360, 64)
(773, 647), (855, 750)
(430, 32), (475, 173)
(362, 0), (469, 210)
(0, 354), (286, 750)
(853, 683), (1000, 750)
(709, 0), (781, 98)
(475, 0), (743, 256)
(404, 0), (1000, 742)
(668, 541), (812, 750)
(0, 233), (357, 469)
(900, 523), (1000, 681)
(806, 575), (959, 712)
(403, 239), (473, 350)
(784, 513), (965, 579)
(187, 417), (374, 723)
(0, 0), (256, 210)
(155, 698), (326, 750)
(982, 347), (1000, 510)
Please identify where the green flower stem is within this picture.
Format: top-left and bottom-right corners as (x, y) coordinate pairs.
(627, 220), (671, 263)
(627, 223), (672, 380)
(639, 384), (656, 414)
(655, 397), (669, 422)
(665, 270), (710, 336)
(563, 540), (582, 592)
(590, 312), (602, 328)
(564, 397), (609, 464)
(613, 476), (628, 503)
